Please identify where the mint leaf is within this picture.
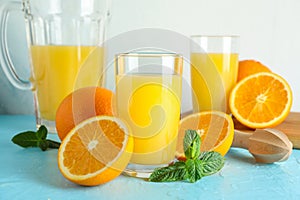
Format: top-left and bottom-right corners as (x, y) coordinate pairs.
(11, 131), (39, 148)
(37, 125), (47, 140)
(185, 159), (203, 183)
(149, 161), (187, 182)
(46, 139), (61, 149)
(198, 151), (225, 176)
(36, 125), (48, 151)
(183, 130), (201, 159)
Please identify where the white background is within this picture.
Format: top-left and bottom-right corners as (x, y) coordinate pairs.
(0, 0), (299, 114)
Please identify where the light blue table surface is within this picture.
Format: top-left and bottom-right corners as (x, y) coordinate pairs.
(1, 115), (300, 200)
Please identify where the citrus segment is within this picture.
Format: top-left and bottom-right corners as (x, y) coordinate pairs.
(56, 87), (114, 141)
(176, 111), (234, 159)
(230, 72), (293, 129)
(58, 116), (133, 186)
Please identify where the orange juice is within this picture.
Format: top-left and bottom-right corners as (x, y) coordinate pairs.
(116, 74), (182, 165)
(191, 53), (238, 112)
(30, 45), (104, 120)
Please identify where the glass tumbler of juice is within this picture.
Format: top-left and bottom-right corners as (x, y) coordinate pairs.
(115, 52), (183, 178)
(190, 35), (239, 113)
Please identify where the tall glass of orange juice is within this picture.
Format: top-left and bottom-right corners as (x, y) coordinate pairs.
(0, 0), (110, 132)
(115, 52), (183, 178)
(190, 35), (239, 113)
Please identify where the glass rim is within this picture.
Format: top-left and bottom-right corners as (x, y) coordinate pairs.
(190, 35), (240, 38)
(116, 51), (183, 58)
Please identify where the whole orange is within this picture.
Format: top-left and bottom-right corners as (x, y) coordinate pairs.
(237, 60), (271, 82)
(55, 87), (114, 141)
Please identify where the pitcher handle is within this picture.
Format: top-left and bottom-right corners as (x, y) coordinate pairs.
(0, 1), (32, 90)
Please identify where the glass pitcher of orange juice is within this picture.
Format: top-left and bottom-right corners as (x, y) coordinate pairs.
(0, 0), (110, 132)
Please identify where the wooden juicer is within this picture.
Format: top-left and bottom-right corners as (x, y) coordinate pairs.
(232, 128), (293, 163)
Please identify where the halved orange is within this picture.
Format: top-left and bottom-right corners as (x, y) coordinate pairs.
(230, 72), (293, 129)
(176, 111), (234, 160)
(57, 116), (133, 186)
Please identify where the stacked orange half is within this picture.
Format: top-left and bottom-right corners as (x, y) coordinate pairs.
(176, 111), (234, 160)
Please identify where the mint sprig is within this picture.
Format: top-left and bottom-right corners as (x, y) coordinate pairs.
(149, 130), (225, 183)
(11, 125), (61, 151)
